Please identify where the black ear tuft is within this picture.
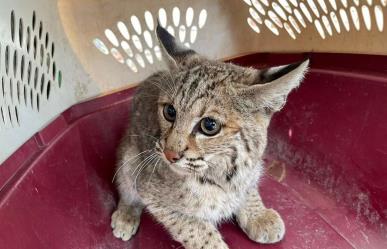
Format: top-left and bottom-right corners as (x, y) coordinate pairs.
(156, 23), (195, 59)
(156, 23), (198, 69)
(259, 58), (310, 84)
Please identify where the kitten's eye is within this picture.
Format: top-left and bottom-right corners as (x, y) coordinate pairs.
(200, 117), (221, 136)
(163, 104), (176, 122)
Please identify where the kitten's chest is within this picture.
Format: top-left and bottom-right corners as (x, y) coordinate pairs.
(181, 180), (246, 223)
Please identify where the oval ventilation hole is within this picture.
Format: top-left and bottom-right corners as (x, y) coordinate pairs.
(144, 49), (154, 64)
(27, 61), (31, 85)
(121, 41), (134, 57)
(260, 0), (269, 6)
(40, 44), (44, 66)
(247, 17), (261, 33)
(288, 16), (301, 33)
(13, 49), (18, 78)
(284, 22), (296, 39)
(58, 70), (62, 88)
(158, 8), (167, 28)
(340, 9), (351, 31)
(11, 11), (15, 42)
(144, 11), (154, 30)
(190, 26), (198, 43)
(132, 35), (143, 52)
(32, 11), (36, 30)
(36, 93), (40, 111)
(361, 5), (372, 30)
(264, 19), (280, 35)
(252, 0), (266, 15)
(17, 80), (20, 103)
(375, 5), (384, 31)
(272, 2), (288, 20)
(15, 106), (19, 125)
(34, 67), (39, 89)
(19, 18), (23, 48)
(26, 27), (31, 52)
(38, 21), (43, 39)
(46, 80), (51, 99)
(117, 21), (130, 40)
(143, 30), (153, 48)
(23, 84), (27, 105)
(154, 45), (162, 60)
(314, 19), (326, 39)
(167, 26), (175, 37)
(289, 0), (298, 6)
(279, 0), (293, 13)
(330, 11), (341, 33)
(93, 38), (109, 55)
(126, 59), (138, 72)
(9, 78), (13, 103)
(33, 36), (37, 59)
(5, 46), (9, 76)
(173, 7), (180, 27)
(131, 15), (142, 34)
(29, 88), (33, 108)
(135, 54), (145, 68)
(105, 29), (119, 47)
(52, 62), (56, 80)
(40, 74), (45, 94)
(250, 8), (263, 24)
(329, 0), (338, 10)
(45, 32), (49, 49)
(307, 0), (320, 18)
(341, 0), (348, 8)
(353, 0), (360, 6)
(1, 77), (4, 97)
(46, 53), (50, 73)
(20, 55), (25, 80)
(186, 7), (194, 27)
(300, 3), (313, 23)
(294, 9), (307, 27)
(198, 9), (207, 28)
(179, 25), (186, 42)
(350, 6), (360, 31)
(268, 11), (284, 28)
(317, 0), (328, 14)
(51, 42), (55, 57)
(367, 0), (373, 5)
(110, 48), (124, 64)
(381, 0), (387, 7)
(322, 15), (333, 35)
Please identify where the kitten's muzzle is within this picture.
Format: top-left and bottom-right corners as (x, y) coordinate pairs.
(163, 149), (182, 163)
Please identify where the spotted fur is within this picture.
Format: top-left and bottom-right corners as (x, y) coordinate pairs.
(111, 25), (309, 249)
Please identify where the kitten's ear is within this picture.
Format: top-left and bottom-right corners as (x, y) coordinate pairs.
(156, 23), (200, 69)
(239, 59), (309, 113)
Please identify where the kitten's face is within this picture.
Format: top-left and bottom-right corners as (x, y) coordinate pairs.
(155, 62), (268, 176)
(153, 24), (308, 176)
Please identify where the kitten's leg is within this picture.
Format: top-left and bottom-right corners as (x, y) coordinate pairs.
(111, 200), (143, 241)
(236, 188), (285, 244)
(111, 147), (144, 241)
(149, 205), (229, 249)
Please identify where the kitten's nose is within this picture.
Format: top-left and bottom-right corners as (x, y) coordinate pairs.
(163, 149), (181, 163)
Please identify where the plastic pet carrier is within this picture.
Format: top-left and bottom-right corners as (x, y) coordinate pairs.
(0, 0), (386, 248)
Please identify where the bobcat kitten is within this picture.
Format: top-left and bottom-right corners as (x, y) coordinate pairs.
(111, 25), (309, 249)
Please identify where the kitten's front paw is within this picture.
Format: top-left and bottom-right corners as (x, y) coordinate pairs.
(111, 207), (140, 241)
(238, 208), (285, 244)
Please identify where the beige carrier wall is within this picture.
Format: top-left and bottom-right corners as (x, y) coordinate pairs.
(1, 0), (386, 163)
